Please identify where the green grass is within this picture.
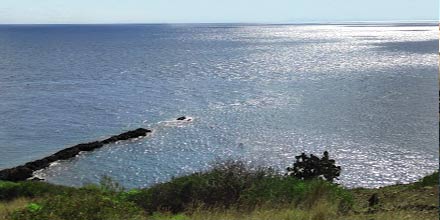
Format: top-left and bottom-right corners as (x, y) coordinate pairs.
(0, 198), (31, 220)
(9, 192), (146, 220)
(149, 208), (437, 220)
(0, 165), (437, 220)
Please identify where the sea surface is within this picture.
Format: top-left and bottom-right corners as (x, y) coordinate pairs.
(0, 23), (438, 188)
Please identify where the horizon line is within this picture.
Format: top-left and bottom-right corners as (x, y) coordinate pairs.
(0, 19), (438, 26)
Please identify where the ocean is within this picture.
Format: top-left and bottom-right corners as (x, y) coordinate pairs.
(0, 23), (437, 188)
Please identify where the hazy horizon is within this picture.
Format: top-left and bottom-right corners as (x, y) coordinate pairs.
(0, 0), (437, 24)
(0, 20), (438, 26)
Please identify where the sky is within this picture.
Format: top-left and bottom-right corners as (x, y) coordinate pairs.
(0, 0), (438, 24)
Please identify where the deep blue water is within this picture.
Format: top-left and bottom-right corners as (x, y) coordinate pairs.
(0, 23), (438, 188)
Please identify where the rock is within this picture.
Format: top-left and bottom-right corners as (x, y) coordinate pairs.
(76, 142), (104, 152)
(368, 193), (379, 207)
(25, 158), (53, 170)
(0, 166), (34, 181)
(0, 127), (152, 182)
(101, 128), (151, 144)
(53, 146), (82, 160)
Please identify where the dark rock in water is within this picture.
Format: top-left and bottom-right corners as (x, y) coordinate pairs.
(0, 127), (152, 182)
(101, 128), (151, 144)
(176, 116), (186, 120)
(53, 147), (80, 160)
(0, 166), (33, 182)
(25, 158), (53, 171)
(76, 141), (104, 152)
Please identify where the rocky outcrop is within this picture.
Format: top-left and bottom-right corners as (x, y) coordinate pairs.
(101, 128), (151, 144)
(0, 166), (34, 182)
(176, 116), (192, 122)
(0, 128), (151, 182)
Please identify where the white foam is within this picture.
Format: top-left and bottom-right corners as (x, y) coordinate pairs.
(158, 116), (195, 127)
(49, 161), (61, 167)
(28, 169), (45, 180)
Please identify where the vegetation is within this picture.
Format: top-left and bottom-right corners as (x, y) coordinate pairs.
(0, 154), (437, 220)
(412, 171), (439, 188)
(286, 151), (341, 182)
(126, 160), (352, 214)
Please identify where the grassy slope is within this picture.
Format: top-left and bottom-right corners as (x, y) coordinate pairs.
(0, 198), (31, 220)
(154, 174), (439, 220)
(349, 172), (439, 219)
(0, 170), (437, 220)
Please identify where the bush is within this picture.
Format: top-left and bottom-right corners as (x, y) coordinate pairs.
(0, 181), (74, 201)
(127, 160), (272, 213)
(286, 151), (341, 182)
(412, 171), (439, 188)
(127, 160), (352, 214)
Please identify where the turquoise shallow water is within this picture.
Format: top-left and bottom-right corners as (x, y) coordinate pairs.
(0, 23), (438, 188)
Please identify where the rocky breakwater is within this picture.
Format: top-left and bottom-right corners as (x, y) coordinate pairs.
(0, 128), (151, 182)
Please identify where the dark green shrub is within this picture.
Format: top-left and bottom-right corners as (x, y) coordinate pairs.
(239, 176), (308, 206)
(127, 160), (275, 213)
(286, 151), (341, 182)
(0, 181), (73, 201)
(0, 181), (20, 200)
(412, 171), (439, 188)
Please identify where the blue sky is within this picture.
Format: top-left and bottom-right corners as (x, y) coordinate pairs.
(0, 0), (438, 24)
